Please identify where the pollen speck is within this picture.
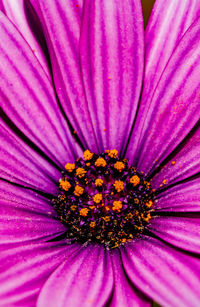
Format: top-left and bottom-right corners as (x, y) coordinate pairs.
(171, 161), (176, 165)
(162, 179), (167, 184)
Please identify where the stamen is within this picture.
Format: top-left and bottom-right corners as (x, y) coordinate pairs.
(83, 149), (94, 161)
(59, 179), (71, 191)
(95, 157), (107, 167)
(113, 180), (124, 192)
(65, 163), (75, 172)
(76, 167), (87, 178)
(114, 161), (125, 172)
(93, 193), (103, 204)
(130, 175), (140, 186)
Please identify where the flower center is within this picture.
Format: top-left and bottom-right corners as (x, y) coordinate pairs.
(53, 149), (154, 249)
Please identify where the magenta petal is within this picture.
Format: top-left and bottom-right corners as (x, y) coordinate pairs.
(80, 0), (144, 152)
(0, 181), (66, 244)
(110, 249), (151, 307)
(0, 121), (60, 193)
(30, 0), (99, 152)
(0, 180), (56, 215)
(0, 11), (81, 167)
(143, 0), (200, 108)
(154, 178), (200, 212)
(37, 245), (113, 307)
(122, 237), (200, 307)
(151, 125), (200, 188)
(126, 16), (200, 174)
(0, 241), (80, 306)
(149, 216), (200, 253)
(0, 0), (50, 76)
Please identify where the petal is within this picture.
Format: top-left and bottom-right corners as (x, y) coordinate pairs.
(0, 0), (50, 76)
(151, 123), (200, 188)
(0, 11), (81, 167)
(144, 0), (200, 103)
(149, 216), (200, 253)
(30, 0), (99, 152)
(80, 0), (144, 152)
(110, 249), (151, 307)
(0, 241), (80, 306)
(0, 181), (66, 244)
(122, 236), (200, 307)
(0, 120), (60, 193)
(126, 16), (200, 174)
(154, 178), (200, 212)
(37, 245), (113, 307)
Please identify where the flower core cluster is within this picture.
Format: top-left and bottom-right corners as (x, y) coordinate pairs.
(53, 150), (154, 249)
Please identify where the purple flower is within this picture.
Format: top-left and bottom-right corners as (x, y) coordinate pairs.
(0, 0), (200, 306)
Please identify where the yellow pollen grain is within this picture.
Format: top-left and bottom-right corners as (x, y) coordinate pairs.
(130, 175), (140, 186)
(114, 161), (125, 172)
(105, 206), (110, 211)
(74, 185), (84, 197)
(86, 163), (91, 167)
(146, 200), (153, 208)
(103, 216), (111, 222)
(143, 213), (151, 222)
(65, 163), (75, 172)
(70, 205), (77, 211)
(79, 208), (89, 217)
(162, 179), (167, 184)
(95, 157), (107, 167)
(107, 149), (118, 158)
(95, 178), (104, 187)
(60, 179), (71, 191)
(113, 180), (124, 192)
(90, 221), (96, 228)
(134, 198), (139, 204)
(112, 200), (123, 212)
(76, 167), (87, 178)
(171, 161), (176, 165)
(93, 193), (103, 204)
(83, 149), (94, 161)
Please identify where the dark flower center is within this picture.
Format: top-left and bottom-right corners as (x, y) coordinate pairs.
(53, 150), (154, 249)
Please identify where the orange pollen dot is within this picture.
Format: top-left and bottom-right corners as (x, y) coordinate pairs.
(60, 179), (71, 191)
(90, 221), (96, 228)
(95, 157), (107, 167)
(113, 180), (124, 192)
(86, 163), (91, 167)
(93, 193), (103, 204)
(112, 200), (123, 212)
(80, 208), (89, 217)
(65, 163), (75, 172)
(74, 185), (84, 197)
(107, 149), (118, 158)
(171, 161), (176, 165)
(76, 168), (87, 178)
(130, 175), (140, 186)
(114, 161), (125, 172)
(146, 200), (153, 208)
(143, 213), (151, 222)
(162, 179), (167, 184)
(95, 178), (104, 187)
(83, 149), (94, 161)
(103, 216), (111, 222)
(60, 195), (66, 201)
(70, 205), (77, 211)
